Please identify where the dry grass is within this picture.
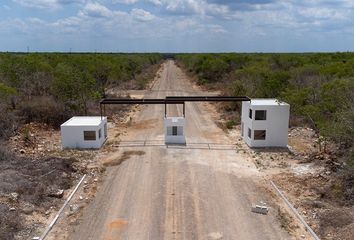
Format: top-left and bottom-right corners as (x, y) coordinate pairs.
(0, 146), (77, 239)
(318, 208), (354, 239)
(0, 204), (22, 240)
(277, 207), (294, 233)
(0, 106), (18, 139)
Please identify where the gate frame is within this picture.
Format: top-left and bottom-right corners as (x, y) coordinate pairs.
(99, 96), (250, 119)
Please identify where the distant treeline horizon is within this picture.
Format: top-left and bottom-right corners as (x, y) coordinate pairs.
(1, 51), (353, 55)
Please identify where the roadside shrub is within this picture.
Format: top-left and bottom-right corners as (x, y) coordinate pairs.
(341, 148), (354, 204)
(0, 204), (22, 240)
(0, 106), (18, 140)
(0, 145), (12, 161)
(197, 78), (208, 85)
(18, 96), (71, 128)
(225, 120), (237, 129)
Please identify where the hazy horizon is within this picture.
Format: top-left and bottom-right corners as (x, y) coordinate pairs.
(1, 51), (354, 54)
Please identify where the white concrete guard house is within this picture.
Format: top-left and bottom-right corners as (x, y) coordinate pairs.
(241, 99), (290, 148)
(61, 116), (107, 149)
(164, 117), (186, 144)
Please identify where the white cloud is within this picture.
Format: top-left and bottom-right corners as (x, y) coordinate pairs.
(13, 0), (58, 9)
(173, 18), (228, 35)
(53, 16), (81, 27)
(143, 0), (235, 20)
(112, 0), (162, 5)
(175, 19), (198, 31)
(58, 0), (85, 4)
(112, 0), (139, 4)
(76, 2), (155, 23)
(298, 7), (349, 21)
(12, 0), (84, 10)
(209, 24), (228, 34)
(48, 2), (156, 36)
(79, 2), (115, 18)
(165, 0), (204, 15)
(147, 0), (162, 5)
(131, 8), (155, 21)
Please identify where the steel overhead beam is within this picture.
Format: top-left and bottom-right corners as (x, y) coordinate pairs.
(165, 96), (251, 102)
(99, 96), (250, 118)
(100, 98), (185, 118)
(100, 98), (183, 105)
(100, 96), (250, 104)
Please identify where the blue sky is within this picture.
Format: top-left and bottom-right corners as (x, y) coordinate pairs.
(1, 0), (354, 52)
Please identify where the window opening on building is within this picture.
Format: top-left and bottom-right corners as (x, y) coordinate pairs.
(172, 126), (178, 136)
(254, 130), (266, 140)
(255, 110), (267, 120)
(84, 131), (96, 141)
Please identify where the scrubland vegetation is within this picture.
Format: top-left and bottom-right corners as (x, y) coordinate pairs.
(0, 53), (162, 138)
(176, 53), (354, 203)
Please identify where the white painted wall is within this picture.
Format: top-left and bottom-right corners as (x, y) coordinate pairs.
(164, 117), (186, 144)
(241, 101), (253, 147)
(241, 100), (290, 148)
(61, 117), (107, 149)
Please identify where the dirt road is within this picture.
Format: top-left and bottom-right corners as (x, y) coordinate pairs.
(69, 60), (291, 240)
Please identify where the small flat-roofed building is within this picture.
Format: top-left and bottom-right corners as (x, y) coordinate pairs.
(61, 116), (107, 149)
(241, 99), (290, 148)
(164, 117), (186, 145)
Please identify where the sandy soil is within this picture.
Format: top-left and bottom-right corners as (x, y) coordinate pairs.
(48, 60), (312, 240)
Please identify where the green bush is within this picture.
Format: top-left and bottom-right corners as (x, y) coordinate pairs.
(225, 120), (237, 129)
